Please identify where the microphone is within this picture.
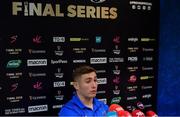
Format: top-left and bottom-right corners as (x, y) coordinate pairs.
(117, 110), (132, 117)
(106, 111), (118, 117)
(131, 109), (145, 117)
(109, 104), (132, 117)
(146, 110), (158, 117)
(109, 104), (124, 112)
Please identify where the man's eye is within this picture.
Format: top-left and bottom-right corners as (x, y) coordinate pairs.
(86, 80), (91, 83)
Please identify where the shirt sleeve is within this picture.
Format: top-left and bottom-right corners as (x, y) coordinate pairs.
(58, 106), (80, 116)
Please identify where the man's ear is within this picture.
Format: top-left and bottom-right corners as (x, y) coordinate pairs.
(73, 81), (79, 90)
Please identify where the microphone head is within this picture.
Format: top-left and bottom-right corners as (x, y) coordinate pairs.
(146, 110), (158, 117)
(106, 111), (118, 117)
(109, 104), (124, 112)
(131, 109), (145, 117)
(117, 110), (132, 117)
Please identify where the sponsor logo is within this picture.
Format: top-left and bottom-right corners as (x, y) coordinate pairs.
(5, 108), (25, 115)
(73, 48), (86, 54)
(6, 96), (23, 103)
(111, 96), (121, 104)
(97, 90), (106, 94)
(54, 68), (64, 78)
(6, 60), (22, 68)
(55, 50), (64, 56)
(126, 105), (136, 111)
(130, 1), (152, 11)
(140, 76), (154, 80)
(33, 35), (42, 44)
(9, 35), (18, 44)
(141, 85), (153, 90)
(52, 105), (63, 109)
(29, 72), (46, 78)
(141, 38), (155, 42)
(113, 65), (120, 75)
(6, 48), (22, 55)
(27, 59), (47, 66)
(29, 96), (46, 101)
(53, 36), (65, 42)
(113, 45), (121, 55)
(11, 83), (18, 92)
(97, 78), (107, 84)
(91, 48), (106, 53)
(128, 37), (138, 42)
(109, 57), (124, 63)
(128, 56), (138, 62)
(33, 81), (43, 90)
(113, 36), (120, 44)
(96, 70), (106, 74)
(136, 101), (144, 109)
(55, 94), (64, 101)
(128, 75), (137, 83)
(70, 37), (89, 42)
(53, 81), (65, 87)
(28, 104), (48, 113)
(142, 94), (152, 99)
(144, 104), (152, 108)
(51, 59), (68, 64)
(99, 98), (107, 104)
(55, 46), (64, 56)
(95, 36), (102, 43)
(143, 57), (153, 61)
(142, 48), (154, 52)
(142, 66), (153, 71)
(73, 59), (86, 63)
(126, 85), (138, 92)
(113, 76), (120, 85)
(28, 49), (46, 54)
(90, 57), (107, 64)
(90, 0), (106, 3)
(6, 72), (22, 79)
(54, 90), (64, 101)
(113, 86), (120, 95)
(127, 96), (137, 101)
(128, 47), (139, 53)
(127, 66), (138, 72)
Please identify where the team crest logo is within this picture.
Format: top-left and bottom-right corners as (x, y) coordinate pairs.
(90, 0), (106, 3)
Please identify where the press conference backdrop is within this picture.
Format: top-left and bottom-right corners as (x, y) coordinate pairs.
(0, 0), (159, 115)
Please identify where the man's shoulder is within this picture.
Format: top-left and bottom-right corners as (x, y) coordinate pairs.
(58, 99), (80, 116)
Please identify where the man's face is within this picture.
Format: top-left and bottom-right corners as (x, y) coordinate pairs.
(75, 72), (98, 99)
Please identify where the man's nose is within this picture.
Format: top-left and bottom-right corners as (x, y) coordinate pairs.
(92, 81), (97, 87)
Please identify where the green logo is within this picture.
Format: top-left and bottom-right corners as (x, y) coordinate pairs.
(6, 60), (22, 68)
(111, 96), (121, 104)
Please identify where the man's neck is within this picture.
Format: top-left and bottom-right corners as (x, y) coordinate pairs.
(76, 93), (93, 109)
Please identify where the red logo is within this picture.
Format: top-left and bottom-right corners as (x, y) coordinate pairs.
(33, 35), (42, 44)
(33, 81), (42, 90)
(113, 76), (120, 84)
(11, 83), (18, 92)
(10, 35), (18, 44)
(128, 75), (137, 83)
(113, 36), (120, 44)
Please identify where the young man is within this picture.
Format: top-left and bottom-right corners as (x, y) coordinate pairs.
(58, 65), (108, 116)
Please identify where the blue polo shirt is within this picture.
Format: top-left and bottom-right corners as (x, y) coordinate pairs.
(58, 93), (108, 116)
